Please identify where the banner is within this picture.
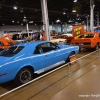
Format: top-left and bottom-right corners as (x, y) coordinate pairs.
(72, 25), (84, 37)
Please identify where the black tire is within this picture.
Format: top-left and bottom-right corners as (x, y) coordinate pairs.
(79, 46), (81, 52)
(14, 67), (34, 85)
(94, 44), (99, 51)
(0, 49), (3, 51)
(66, 52), (75, 63)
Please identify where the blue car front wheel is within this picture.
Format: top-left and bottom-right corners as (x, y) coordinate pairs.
(66, 51), (75, 63)
(14, 67), (34, 85)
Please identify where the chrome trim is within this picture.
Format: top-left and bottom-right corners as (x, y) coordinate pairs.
(35, 61), (65, 74)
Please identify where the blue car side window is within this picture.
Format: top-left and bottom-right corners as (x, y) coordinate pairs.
(34, 45), (43, 54)
(40, 42), (59, 53)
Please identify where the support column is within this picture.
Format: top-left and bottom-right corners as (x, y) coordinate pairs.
(86, 15), (89, 31)
(65, 22), (67, 33)
(26, 23), (29, 37)
(40, 0), (50, 41)
(90, 0), (94, 32)
(61, 24), (63, 32)
(97, 12), (99, 28)
(52, 22), (54, 30)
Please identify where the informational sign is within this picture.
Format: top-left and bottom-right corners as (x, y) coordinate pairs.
(70, 55), (77, 64)
(72, 25), (84, 37)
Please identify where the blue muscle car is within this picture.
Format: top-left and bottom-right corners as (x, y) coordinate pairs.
(0, 41), (79, 85)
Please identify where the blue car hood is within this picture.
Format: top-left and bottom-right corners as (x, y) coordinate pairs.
(58, 44), (69, 48)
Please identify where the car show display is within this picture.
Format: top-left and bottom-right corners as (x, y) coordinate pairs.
(0, 0), (100, 99)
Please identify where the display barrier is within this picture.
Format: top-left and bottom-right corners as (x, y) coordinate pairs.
(0, 49), (100, 98)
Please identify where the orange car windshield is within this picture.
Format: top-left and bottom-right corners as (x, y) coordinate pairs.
(79, 34), (94, 38)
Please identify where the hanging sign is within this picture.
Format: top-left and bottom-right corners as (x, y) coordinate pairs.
(72, 25), (84, 37)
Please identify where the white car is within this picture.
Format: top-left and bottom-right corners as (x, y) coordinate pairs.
(50, 38), (67, 44)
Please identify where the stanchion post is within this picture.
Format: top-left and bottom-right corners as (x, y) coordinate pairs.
(97, 49), (100, 58)
(99, 49), (100, 57)
(66, 62), (72, 76)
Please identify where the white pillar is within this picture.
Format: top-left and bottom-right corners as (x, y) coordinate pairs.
(86, 15), (89, 31)
(65, 22), (67, 33)
(97, 12), (99, 28)
(90, 0), (94, 32)
(52, 22), (54, 30)
(26, 23), (29, 37)
(40, 0), (50, 41)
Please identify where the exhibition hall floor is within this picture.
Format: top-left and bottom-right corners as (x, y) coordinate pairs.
(0, 50), (100, 100)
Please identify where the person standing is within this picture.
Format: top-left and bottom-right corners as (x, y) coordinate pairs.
(42, 31), (46, 41)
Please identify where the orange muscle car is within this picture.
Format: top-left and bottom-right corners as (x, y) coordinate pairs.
(0, 36), (16, 50)
(71, 32), (100, 50)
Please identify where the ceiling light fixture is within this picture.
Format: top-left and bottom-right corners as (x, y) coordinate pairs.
(29, 21), (33, 23)
(13, 6), (17, 10)
(73, 0), (77, 2)
(63, 11), (66, 15)
(72, 10), (76, 12)
(21, 23), (23, 25)
(20, 8), (24, 12)
(56, 19), (60, 23)
(24, 15), (26, 19)
(68, 19), (72, 22)
(17, 21), (19, 23)
(12, 20), (14, 23)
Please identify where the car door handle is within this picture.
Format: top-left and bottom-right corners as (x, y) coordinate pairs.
(45, 55), (48, 57)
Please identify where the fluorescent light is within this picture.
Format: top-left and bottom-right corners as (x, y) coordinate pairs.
(12, 20), (14, 22)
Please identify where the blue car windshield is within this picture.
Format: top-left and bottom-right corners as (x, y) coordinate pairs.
(0, 46), (24, 57)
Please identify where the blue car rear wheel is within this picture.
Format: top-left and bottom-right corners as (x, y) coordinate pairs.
(14, 67), (34, 85)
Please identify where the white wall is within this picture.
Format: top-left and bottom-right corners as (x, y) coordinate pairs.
(0, 25), (42, 36)
(49, 24), (62, 32)
(0, 24), (85, 36)
(0, 24), (63, 36)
